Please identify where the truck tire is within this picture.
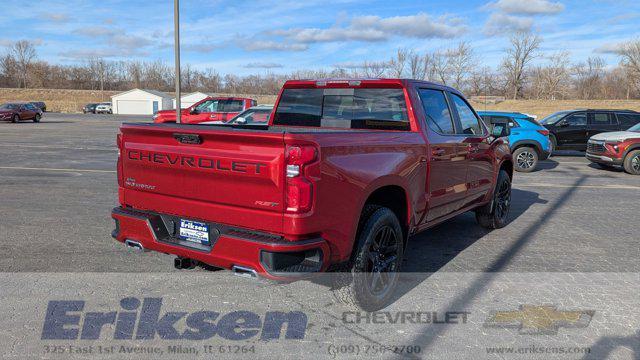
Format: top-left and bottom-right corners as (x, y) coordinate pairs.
(476, 170), (511, 229)
(332, 205), (404, 311)
(623, 150), (640, 175)
(549, 134), (557, 154)
(513, 146), (538, 173)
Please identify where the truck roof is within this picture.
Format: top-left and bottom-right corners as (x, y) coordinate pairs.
(283, 78), (462, 93)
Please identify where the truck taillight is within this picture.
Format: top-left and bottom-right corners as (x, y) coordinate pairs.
(116, 133), (123, 187)
(285, 145), (317, 213)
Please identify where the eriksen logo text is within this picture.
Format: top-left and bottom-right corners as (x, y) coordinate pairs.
(42, 297), (307, 341)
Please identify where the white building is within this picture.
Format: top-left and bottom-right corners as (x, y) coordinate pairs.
(172, 92), (214, 109)
(111, 89), (172, 115)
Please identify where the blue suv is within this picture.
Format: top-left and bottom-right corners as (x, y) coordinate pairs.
(479, 111), (552, 172)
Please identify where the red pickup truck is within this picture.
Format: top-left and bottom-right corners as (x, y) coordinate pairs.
(112, 79), (513, 310)
(153, 97), (256, 124)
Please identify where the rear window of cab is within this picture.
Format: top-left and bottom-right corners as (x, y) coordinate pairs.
(272, 88), (409, 131)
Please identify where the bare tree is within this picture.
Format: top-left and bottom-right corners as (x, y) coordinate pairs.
(10, 40), (37, 88)
(127, 61), (143, 89)
(361, 61), (388, 78)
(501, 31), (541, 100)
(530, 52), (571, 100)
(618, 39), (640, 94)
(447, 42), (476, 90)
(430, 51), (449, 85)
(407, 50), (425, 79)
(388, 48), (408, 77)
(573, 56), (605, 99)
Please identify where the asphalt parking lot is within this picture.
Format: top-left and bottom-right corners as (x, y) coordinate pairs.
(1, 113), (639, 359)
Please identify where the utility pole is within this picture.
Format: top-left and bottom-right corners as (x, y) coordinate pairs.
(174, 0), (181, 123)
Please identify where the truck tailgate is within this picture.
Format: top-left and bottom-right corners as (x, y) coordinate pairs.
(119, 124), (286, 233)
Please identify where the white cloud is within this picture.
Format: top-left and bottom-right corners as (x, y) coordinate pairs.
(486, 0), (565, 15)
(75, 26), (118, 38)
(483, 13), (535, 35)
(269, 13), (466, 45)
(244, 62), (284, 69)
(242, 41), (308, 52)
(60, 48), (149, 59)
(594, 42), (624, 54)
(72, 25), (153, 58)
(43, 13), (71, 23)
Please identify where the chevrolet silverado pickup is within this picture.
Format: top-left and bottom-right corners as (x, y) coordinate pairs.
(112, 79), (513, 310)
(153, 97), (257, 124)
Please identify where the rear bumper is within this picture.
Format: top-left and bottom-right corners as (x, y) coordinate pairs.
(111, 207), (329, 279)
(586, 152), (623, 165)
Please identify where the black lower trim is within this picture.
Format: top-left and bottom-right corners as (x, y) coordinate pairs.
(260, 249), (323, 275)
(111, 207), (322, 249)
(586, 153), (623, 165)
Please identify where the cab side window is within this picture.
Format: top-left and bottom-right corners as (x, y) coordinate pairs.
(451, 94), (484, 135)
(565, 113), (587, 126)
(418, 89), (455, 135)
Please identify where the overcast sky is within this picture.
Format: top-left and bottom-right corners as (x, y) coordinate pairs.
(1, 0), (638, 75)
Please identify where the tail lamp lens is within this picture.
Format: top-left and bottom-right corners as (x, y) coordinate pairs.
(537, 130), (550, 136)
(285, 146), (317, 213)
(116, 133), (123, 187)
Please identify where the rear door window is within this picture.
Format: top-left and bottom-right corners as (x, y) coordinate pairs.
(590, 112), (614, 125)
(218, 100), (244, 112)
(450, 94), (484, 135)
(273, 88), (409, 130)
(418, 89), (455, 134)
(616, 113), (640, 129)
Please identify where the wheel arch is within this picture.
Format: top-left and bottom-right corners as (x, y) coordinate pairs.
(351, 181), (411, 259)
(511, 140), (543, 157)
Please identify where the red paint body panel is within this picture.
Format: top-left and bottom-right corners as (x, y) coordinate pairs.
(114, 79), (512, 278)
(154, 97), (256, 124)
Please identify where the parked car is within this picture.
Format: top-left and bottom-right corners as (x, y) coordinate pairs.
(201, 105), (273, 125)
(30, 101), (46, 112)
(83, 103), (98, 114)
(95, 103), (112, 114)
(0, 102), (42, 123)
(112, 79), (513, 311)
(479, 111), (551, 172)
(586, 122), (640, 175)
(541, 109), (640, 152)
(153, 97), (257, 124)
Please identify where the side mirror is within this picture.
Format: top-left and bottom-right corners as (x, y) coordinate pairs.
(234, 117), (247, 124)
(190, 108), (199, 115)
(557, 119), (568, 127)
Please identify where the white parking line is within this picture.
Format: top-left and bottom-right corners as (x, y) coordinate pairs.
(540, 161), (588, 165)
(515, 183), (640, 190)
(0, 166), (115, 173)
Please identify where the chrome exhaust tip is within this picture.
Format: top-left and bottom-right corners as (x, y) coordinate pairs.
(124, 239), (147, 252)
(232, 265), (258, 279)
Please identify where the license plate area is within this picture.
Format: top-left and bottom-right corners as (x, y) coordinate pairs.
(179, 220), (210, 245)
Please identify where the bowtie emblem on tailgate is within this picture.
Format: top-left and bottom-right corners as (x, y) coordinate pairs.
(173, 133), (202, 145)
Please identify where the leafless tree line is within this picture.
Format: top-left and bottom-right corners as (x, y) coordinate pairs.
(2, 34), (640, 100)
